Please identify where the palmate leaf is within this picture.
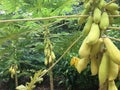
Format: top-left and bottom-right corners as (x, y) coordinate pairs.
(0, 0), (16, 13)
(0, 30), (24, 45)
(0, 21), (44, 59)
(29, 0), (78, 17)
(51, 0), (78, 15)
(0, 0), (78, 19)
(0, 23), (41, 46)
(53, 31), (83, 56)
(0, 0), (25, 14)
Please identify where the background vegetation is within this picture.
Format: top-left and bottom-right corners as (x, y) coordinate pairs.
(0, 0), (120, 90)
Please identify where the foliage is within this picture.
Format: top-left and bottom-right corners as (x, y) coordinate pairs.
(54, 56), (99, 90)
(0, 0), (120, 90)
(0, 0), (81, 89)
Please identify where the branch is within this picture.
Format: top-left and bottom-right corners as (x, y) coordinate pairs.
(108, 27), (120, 30)
(108, 36), (120, 42)
(110, 15), (120, 18)
(39, 34), (83, 78)
(0, 14), (120, 23)
(0, 15), (88, 23)
(104, 0), (116, 7)
(52, 22), (70, 30)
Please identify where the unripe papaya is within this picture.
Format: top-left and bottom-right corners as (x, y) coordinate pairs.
(100, 12), (109, 30)
(51, 51), (56, 60)
(78, 9), (89, 25)
(98, 0), (106, 9)
(109, 10), (119, 15)
(82, 16), (93, 36)
(9, 66), (13, 72)
(49, 56), (52, 64)
(84, 1), (91, 10)
(44, 58), (48, 65)
(11, 69), (15, 75)
(93, 8), (101, 24)
(105, 3), (119, 11)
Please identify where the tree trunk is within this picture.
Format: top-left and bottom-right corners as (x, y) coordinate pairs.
(15, 71), (18, 88)
(49, 69), (54, 90)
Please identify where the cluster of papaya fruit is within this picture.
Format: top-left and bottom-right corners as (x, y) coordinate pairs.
(9, 65), (18, 78)
(71, 0), (120, 89)
(44, 28), (56, 66)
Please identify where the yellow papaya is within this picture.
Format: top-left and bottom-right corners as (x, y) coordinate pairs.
(79, 37), (91, 58)
(99, 52), (109, 85)
(108, 80), (118, 90)
(90, 56), (99, 75)
(75, 58), (89, 73)
(104, 37), (120, 64)
(90, 38), (103, 57)
(86, 23), (100, 45)
(108, 59), (119, 81)
(70, 57), (79, 66)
